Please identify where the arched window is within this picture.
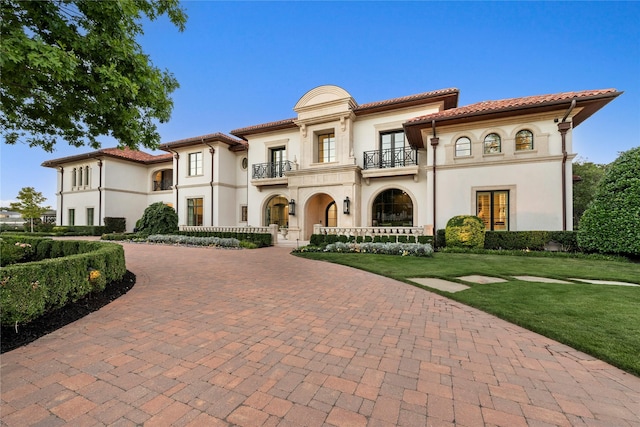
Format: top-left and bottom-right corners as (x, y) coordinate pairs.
(515, 129), (534, 151)
(484, 133), (501, 154)
(72, 168), (77, 187)
(372, 189), (413, 226)
(84, 166), (90, 186)
(455, 137), (471, 157)
(78, 166), (83, 186)
(265, 195), (289, 227)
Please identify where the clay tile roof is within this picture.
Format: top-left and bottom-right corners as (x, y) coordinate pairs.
(230, 118), (297, 138)
(41, 147), (173, 167)
(160, 132), (247, 150)
(355, 88), (459, 113)
(100, 147), (172, 162)
(406, 88), (620, 124)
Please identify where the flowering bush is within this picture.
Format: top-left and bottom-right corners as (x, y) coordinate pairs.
(0, 239), (34, 266)
(147, 234), (240, 248)
(322, 241), (433, 257)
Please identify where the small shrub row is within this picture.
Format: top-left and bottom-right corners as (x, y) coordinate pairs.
(147, 234), (240, 248)
(51, 226), (107, 236)
(297, 241), (434, 257)
(180, 231), (272, 247)
(309, 234), (432, 247)
(101, 233), (141, 241)
(0, 237), (126, 325)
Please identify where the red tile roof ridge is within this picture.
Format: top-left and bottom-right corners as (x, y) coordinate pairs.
(407, 88), (619, 123)
(161, 132), (246, 148)
(355, 87), (459, 111)
(230, 118), (297, 135)
(42, 147), (172, 167)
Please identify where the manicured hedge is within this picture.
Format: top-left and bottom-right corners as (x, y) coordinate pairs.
(0, 237), (126, 325)
(104, 217), (126, 233)
(484, 231), (577, 252)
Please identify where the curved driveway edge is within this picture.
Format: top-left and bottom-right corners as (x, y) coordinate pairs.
(1, 243), (639, 426)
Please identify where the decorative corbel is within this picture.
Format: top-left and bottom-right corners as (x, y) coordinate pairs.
(301, 124), (307, 138)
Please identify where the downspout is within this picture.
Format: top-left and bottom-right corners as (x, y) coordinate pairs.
(97, 159), (103, 226)
(58, 167), (64, 226)
(430, 120), (440, 245)
(557, 99), (576, 231)
(205, 142), (215, 226)
(168, 149), (180, 219)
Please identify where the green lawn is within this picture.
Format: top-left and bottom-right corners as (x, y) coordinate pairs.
(296, 252), (640, 376)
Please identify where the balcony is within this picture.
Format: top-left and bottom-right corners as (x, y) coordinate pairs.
(251, 160), (294, 188)
(362, 147), (420, 183)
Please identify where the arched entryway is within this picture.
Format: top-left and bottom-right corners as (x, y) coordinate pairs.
(372, 188), (413, 226)
(305, 193), (336, 238)
(264, 195), (290, 228)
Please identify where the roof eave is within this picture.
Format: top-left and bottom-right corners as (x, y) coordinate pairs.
(404, 91), (623, 148)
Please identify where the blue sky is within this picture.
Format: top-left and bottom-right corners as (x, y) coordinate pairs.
(2, 1), (639, 207)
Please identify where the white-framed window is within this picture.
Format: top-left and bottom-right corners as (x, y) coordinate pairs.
(188, 152), (203, 176)
(318, 132), (335, 163)
(455, 137), (472, 157)
(241, 205), (248, 222)
(72, 168), (77, 187)
(68, 208), (75, 226)
(84, 166), (89, 186)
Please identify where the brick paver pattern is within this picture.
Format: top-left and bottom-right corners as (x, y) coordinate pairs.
(1, 244), (639, 426)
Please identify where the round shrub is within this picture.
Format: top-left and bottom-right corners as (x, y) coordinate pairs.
(136, 202), (178, 236)
(445, 215), (485, 249)
(578, 147), (640, 256)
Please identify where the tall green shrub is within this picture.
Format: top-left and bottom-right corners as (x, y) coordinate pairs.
(578, 147), (640, 256)
(136, 202), (178, 236)
(445, 215), (485, 249)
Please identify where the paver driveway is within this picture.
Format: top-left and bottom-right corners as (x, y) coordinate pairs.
(1, 243), (639, 426)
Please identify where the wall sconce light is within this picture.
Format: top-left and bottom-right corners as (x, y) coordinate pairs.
(288, 199), (296, 216)
(343, 196), (350, 215)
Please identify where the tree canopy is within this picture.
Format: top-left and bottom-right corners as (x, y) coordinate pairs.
(1, 0), (187, 152)
(577, 147), (640, 257)
(10, 187), (50, 232)
(572, 158), (607, 229)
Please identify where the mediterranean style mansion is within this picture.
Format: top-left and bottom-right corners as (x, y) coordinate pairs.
(43, 85), (620, 241)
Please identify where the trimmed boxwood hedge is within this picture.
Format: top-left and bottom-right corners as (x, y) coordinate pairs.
(0, 237), (126, 325)
(484, 231), (577, 252)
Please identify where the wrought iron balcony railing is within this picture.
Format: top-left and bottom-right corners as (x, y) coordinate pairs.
(252, 160), (294, 179)
(363, 147), (418, 170)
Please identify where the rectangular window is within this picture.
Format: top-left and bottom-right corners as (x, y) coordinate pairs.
(84, 166), (90, 186)
(477, 191), (509, 231)
(72, 168), (77, 187)
(87, 208), (94, 226)
(318, 133), (335, 163)
(68, 209), (75, 226)
(188, 152), (203, 176)
(187, 198), (203, 226)
(241, 205), (248, 222)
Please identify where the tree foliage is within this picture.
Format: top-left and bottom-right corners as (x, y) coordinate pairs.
(9, 187), (50, 233)
(136, 202), (178, 236)
(572, 158), (607, 229)
(1, 0), (187, 152)
(577, 147), (640, 257)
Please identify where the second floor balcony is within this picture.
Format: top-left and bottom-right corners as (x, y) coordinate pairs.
(252, 160), (294, 179)
(363, 146), (418, 170)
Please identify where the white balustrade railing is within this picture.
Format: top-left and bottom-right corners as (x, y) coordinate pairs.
(312, 224), (433, 241)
